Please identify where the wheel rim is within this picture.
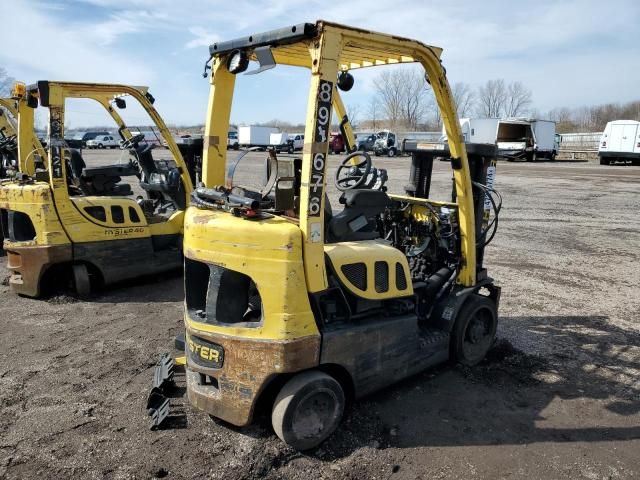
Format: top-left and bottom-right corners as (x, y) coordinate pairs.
(291, 388), (340, 441)
(462, 307), (494, 362)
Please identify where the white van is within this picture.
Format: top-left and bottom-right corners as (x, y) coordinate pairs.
(598, 120), (640, 165)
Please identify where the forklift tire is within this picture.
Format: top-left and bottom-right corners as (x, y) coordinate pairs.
(72, 264), (91, 297)
(271, 370), (345, 451)
(450, 294), (497, 366)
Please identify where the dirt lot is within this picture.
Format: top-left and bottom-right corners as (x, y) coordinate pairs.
(1, 153), (639, 480)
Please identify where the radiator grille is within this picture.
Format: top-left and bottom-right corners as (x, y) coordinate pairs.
(341, 263), (367, 290)
(375, 261), (389, 293)
(396, 262), (407, 290)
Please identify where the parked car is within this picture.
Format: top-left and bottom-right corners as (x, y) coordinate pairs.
(329, 132), (345, 154)
(86, 134), (120, 149)
(356, 133), (376, 151)
(227, 131), (239, 150)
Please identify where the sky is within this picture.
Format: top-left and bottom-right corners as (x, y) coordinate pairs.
(1, 0), (639, 128)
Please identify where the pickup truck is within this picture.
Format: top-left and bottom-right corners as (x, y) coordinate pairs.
(86, 134), (120, 149)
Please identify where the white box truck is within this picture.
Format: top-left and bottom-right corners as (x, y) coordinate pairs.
(443, 118), (558, 161)
(530, 119), (559, 160)
(598, 120), (640, 165)
(269, 132), (291, 153)
(238, 125), (279, 148)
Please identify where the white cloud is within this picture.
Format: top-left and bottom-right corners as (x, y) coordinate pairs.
(0, 2), (153, 84)
(185, 27), (220, 49)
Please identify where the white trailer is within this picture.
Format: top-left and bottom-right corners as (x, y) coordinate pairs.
(238, 125), (279, 147)
(598, 120), (640, 165)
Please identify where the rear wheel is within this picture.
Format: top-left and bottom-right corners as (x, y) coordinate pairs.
(599, 157), (610, 165)
(631, 159), (640, 166)
(272, 371), (345, 450)
(72, 264), (91, 297)
(450, 294), (497, 366)
(388, 147), (397, 157)
(550, 151), (556, 161)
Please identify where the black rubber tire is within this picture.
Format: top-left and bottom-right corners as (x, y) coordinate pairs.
(98, 143), (104, 149)
(599, 157), (610, 166)
(631, 159), (640, 166)
(388, 148), (396, 157)
(72, 264), (91, 297)
(272, 371), (345, 450)
(450, 294), (497, 366)
(550, 152), (556, 161)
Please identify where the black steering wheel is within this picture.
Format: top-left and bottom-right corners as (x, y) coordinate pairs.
(120, 133), (146, 150)
(334, 151), (372, 191)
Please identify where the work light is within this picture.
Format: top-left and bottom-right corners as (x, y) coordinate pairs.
(227, 50), (249, 74)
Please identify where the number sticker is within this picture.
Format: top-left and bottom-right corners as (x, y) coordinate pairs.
(308, 79), (334, 217)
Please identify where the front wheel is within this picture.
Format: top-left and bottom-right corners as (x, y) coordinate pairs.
(388, 147), (396, 157)
(272, 371), (345, 450)
(98, 143), (104, 149)
(72, 264), (91, 297)
(450, 294), (497, 366)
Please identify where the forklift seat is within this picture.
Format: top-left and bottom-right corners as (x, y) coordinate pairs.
(326, 189), (394, 243)
(66, 149), (134, 196)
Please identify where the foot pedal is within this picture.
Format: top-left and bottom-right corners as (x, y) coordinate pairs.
(153, 353), (175, 390)
(147, 387), (170, 428)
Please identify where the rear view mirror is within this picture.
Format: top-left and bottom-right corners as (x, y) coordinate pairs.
(115, 98), (126, 109)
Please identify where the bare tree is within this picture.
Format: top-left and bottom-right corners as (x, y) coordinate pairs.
(367, 97), (381, 131)
(400, 68), (430, 130)
(0, 67), (15, 96)
(346, 103), (360, 130)
(476, 79), (506, 118)
(373, 67), (431, 130)
(373, 70), (405, 129)
(503, 81), (532, 117)
(452, 82), (475, 118)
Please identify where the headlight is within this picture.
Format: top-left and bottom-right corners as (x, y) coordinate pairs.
(226, 49), (249, 74)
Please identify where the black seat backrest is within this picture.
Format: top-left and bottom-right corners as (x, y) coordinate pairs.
(327, 189), (394, 243)
(67, 148), (86, 179)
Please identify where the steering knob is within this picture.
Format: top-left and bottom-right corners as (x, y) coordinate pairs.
(334, 151), (372, 191)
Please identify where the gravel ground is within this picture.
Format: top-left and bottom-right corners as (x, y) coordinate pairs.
(0, 152), (639, 479)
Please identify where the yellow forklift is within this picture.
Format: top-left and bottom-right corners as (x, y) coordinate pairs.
(0, 82), (193, 297)
(179, 21), (502, 450)
(0, 97), (47, 178)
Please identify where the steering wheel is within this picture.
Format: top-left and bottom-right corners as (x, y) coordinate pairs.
(120, 133), (146, 150)
(334, 151), (372, 191)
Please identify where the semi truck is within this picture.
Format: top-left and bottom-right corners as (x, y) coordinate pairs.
(238, 125), (279, 148)
(598, 120), (640, 165)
